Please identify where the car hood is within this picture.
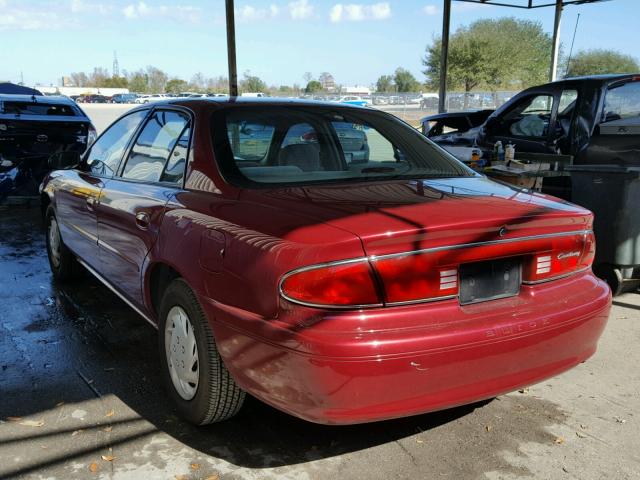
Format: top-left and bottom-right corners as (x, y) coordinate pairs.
(240, 176), (593, 257)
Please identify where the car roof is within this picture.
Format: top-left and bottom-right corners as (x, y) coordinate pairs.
(0, 93), (78, 105)
(146, 96), (372, 110)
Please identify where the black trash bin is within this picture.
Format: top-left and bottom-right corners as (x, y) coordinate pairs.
(567, 164), (640, 295)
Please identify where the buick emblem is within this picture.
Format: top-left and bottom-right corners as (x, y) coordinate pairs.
(36, 134), (48, 142)
(498, 227), (508, 237)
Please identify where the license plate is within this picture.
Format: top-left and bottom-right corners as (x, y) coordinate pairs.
(459, 257), (521, 305)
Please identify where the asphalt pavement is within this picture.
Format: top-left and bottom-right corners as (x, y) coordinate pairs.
(0, 206), (639, 480)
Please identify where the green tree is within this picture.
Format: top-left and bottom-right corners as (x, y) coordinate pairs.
(127, 70), (148, 93)
(240, 71), (267, 93)
(422, 17), (552, 102)
(566, 49), (640, 77)
(393, 68), (421, 93)
(165, 78), (188, 94)
(103, 76), (128, 88)
(305, 80), (322, 93)
(376, 75), (394, 93)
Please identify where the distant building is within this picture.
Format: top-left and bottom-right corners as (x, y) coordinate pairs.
(35, 86), (129, 96)
(341, 85), (371, 95)
(61, 76), (73, 87)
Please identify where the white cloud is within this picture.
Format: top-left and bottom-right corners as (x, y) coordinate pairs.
(0, 1), (69, 30)
(423, 4), (438, 16)
(122, 2), (201, 23)
(236, 3), (279, 22)
(289, 0), (313, 20)
(70, 0), (112, 15)
(329, 2), (391, 22)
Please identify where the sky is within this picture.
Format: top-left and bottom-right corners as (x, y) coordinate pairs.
(0, 0), (638, 88)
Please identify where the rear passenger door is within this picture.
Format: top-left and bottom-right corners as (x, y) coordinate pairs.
(96, 108), (191, 306)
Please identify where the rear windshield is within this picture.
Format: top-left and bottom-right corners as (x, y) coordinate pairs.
(1, 101), (77, 116)
(211, 106), (473, 187)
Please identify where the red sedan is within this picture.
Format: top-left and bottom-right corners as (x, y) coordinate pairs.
(40, 99), (611, 425)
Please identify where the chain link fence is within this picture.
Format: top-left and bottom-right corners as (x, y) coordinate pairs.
(268, 91), (520, 126)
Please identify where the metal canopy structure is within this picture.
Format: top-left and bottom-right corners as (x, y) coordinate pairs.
(223, 0), (611, 105)
(438, 0), (612, 112)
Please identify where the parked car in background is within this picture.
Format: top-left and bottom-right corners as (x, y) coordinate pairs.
(111, 93), (138, 104)
(134, 95), (150, 104)
(0, 93), (95, 197)
(41, 97), (610, 426)
(420, 94), (439, 110)
(339, 95), (368, 107)
(78, 94), (109, 104)
(421, 74), (640, 165)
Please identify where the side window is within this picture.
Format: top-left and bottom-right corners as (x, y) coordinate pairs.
(604, 81), (640, 121)
(499, 94), (554, 138)
(160, 125), (190, 184)
(227, 121), (275, 162)
(121, 110), (189, 183)
(559, 89), (578, 114)
(87, 110), (148, 177)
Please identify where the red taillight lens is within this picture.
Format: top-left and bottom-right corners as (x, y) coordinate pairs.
(280, 261), (381, 307)
(374, 254), (458, 304)
(523, 232), (595, 283)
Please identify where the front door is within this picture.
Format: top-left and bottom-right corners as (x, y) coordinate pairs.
(97, 109), (191, 306)
(486, 93), (558, 154)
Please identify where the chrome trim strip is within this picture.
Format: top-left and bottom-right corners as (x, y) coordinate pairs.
(385, 294), (457, 307)
(368, 230), (593, 262)
(69, 223), (98, 243)
(76, 258), (157, 329)
(278, 230), (593, 310)
(522, 267), (591, 285)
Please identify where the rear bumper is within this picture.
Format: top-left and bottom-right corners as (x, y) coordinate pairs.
(202, 271), (611, 424)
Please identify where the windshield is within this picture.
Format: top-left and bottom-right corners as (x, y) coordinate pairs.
(211, 106), (474, 187)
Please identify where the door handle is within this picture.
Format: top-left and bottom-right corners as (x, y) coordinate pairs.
(86, 196), (96, 211)
(135, 211), (151, 229)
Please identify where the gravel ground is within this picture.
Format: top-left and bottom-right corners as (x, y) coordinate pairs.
(0, 207), (639, 480)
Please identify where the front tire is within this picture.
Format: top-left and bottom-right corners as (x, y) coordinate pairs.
(45, 206), (78, 282)
(158, 278), (245, 425)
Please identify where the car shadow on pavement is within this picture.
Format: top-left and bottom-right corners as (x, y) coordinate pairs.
(0, 207), (486, 476)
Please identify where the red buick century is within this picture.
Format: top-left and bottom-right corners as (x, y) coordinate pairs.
(40, 99), (611, 425)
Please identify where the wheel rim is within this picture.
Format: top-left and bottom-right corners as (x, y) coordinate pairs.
(48, 217), (61, 268)
(165, 306), (199, 400)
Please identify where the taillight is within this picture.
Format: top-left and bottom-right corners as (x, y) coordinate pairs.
(280, 260), (382, 308)
(280, 231), (595, 309)
(523, 232), (595, 283)
(373, 254), (458, 304)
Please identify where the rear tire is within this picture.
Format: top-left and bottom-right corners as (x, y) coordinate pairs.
(45, 205), (78, 282)
(158, 278), (245, 425)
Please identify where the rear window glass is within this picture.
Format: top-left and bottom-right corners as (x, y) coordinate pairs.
(1, 101), (77, 116)
(212, 106), (473, 187)
(604, 81), (640, 121)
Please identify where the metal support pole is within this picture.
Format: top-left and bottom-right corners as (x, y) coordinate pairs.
(438, 0), (451, 113)
(549, 0), (563, 82)
(225, 0), (238, 96)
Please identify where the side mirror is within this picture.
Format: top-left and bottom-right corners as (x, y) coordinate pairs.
(48, 151), (81, 170)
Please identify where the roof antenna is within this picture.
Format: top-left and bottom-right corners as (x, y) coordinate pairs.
(565, 13), (580, 78)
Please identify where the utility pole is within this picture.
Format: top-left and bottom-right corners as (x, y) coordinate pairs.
(549, 0), (563, 82)
(226, 0), (238, 96)
(438, 0), (451, 113)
